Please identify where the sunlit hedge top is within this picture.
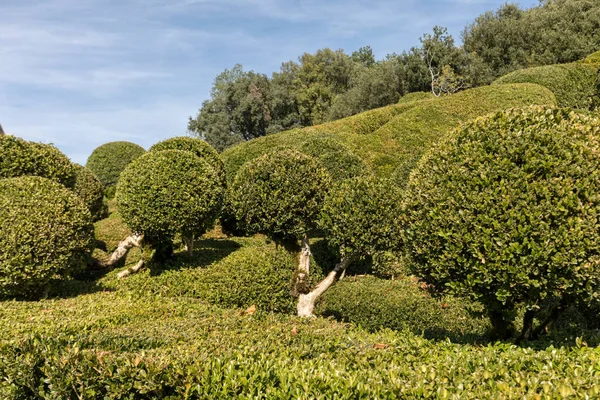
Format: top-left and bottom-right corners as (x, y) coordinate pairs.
(230, 149), (330, 240)
(116, 150), (223, 244)
(86, 141), (146, 188)
(403, 107), (600, 314)
(0, 135), (76, 188)
(0, 176), (94, 297)
(300, 136), (368, 180)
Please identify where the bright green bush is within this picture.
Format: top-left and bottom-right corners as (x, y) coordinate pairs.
(403, 107), (600, 339)
(116, 150), (223, 246)
(149, 136), (225, 182)
(0, 176), (94, 297)
(230, 149), (330, 241)
(317, 276), (487, 338)
(320, 176), (402, 259)
(72, 164), (107, 222)
(300, 136), (368, 180)
(581, 50), (600, 65)
(494, 62), (598, 108)
(86, 141), (145, 190)
(0, 135), (76, 188)
(397, 91), (434, 104)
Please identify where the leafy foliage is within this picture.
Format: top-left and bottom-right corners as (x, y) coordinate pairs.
(581, 50), (600, 65)
(403, 107), (600, 337)
(0, 135), (76, 188)
(0, 176), (94, 297)
(299, 136), (368, 180)
(494, 62), (598, 108)
(116, 150), (224, 245)
(230, 150), (330, 241)
(86, 141), (146, 190)
(72, 164), (107, 222)
(320, 176), (402, 259)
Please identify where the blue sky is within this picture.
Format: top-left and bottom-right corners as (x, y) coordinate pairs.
(0, 0), (537, 164)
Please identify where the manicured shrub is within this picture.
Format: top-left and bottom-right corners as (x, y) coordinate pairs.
(494, 63), (598, 109)
(0, 176), (94, 297)
(320, 176), (402, 259)
(300, 136), (368, 180)
(86, 141), (145, 190)
(581, 50), (600, 65)
(403, 107), (600, 340)
(397, 91), (434, 104)
(72, 164), (107, 222)
(230, 149), (330, 241)
(116, 150), (223, 248)
(149, 136), (225, 183)
(0, 135), (76, 188)
(317, 276), (487, 338)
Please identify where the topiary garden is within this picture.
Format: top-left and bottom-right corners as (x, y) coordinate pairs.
(86, 141), (146, 196)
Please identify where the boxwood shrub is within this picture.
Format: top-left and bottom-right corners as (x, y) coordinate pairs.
(0, 135), (76, 188)
(86, 141), (145, 191)
(230, 149), (330, 241)
(0, 176), (94, 297)
(116, 150), (224, 246)
(72, 164), (107, 222)
(300, 136), (368, 180)
(581, 50), (600, 65)
(403, 107), (600, 339)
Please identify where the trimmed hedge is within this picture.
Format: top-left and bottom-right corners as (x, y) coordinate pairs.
(230, 149), (330, 240)
(494, 62), (598, 109)
(0, 176), (94, 297)
(72, 164), (107, 222)
(397, 91), (434, 104)
(299, 136), (368, 180)
(116, 150), (223, 245)
(317, 276), (488, 338)
(581, 50), (600, 65)
(403, 107), (600, 337)
(86, 141), (146, 189)
(0, 135), (76, 188)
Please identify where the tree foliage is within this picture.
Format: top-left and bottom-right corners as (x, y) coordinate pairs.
(86, 141), (146, 189)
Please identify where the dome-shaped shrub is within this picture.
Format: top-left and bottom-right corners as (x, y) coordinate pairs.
(0, 176), (94, 297)
(149, 137), (224, 181)
(73, 164), (107, 222)
(86, 141), (145, 189)
(320, 176), (403, 259)
(230, 149), (330, 241)
(300, 136), (368, 180)
(0, 135), (76, 188)
(403, 107), (600, 340)
(116, 150), (224, 246)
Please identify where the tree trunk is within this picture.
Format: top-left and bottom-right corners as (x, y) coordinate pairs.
(184, 235), (194, 257)
(103, 234), (143, 267)
(532, 299), (566, 339)
(488, 310), (515, 340)
(297, 256), (352, 317)
(517, 310), (536, 344)
(289, 235), (311, 297)
(117, 258), (145, 279)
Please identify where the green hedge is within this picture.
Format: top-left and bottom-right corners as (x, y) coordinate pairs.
(0, 176), (94, 297)
(299, 136), (368, 180)
(317, 276), (488, 338)
(494, 62), (598, 109)
(72, 164), (107, 222)
(86, 141), (146, 189)
(0, 135), (76, 188)
(581, 50), (600, 65)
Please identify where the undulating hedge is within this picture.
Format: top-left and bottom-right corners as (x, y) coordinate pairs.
(230, 149), (330, 241)
(0, 135), (76, 188)
(397, 91), (434, 104)
(116, 150), (223, 246)
(0, 176), (94, 297)
(86, 141), (145, 190)
(72, 164), (107, 222)
(581, 50), (600, 65)
(317, 275), (488, 338)
(493, 62), (598, 108)
(299, 136), (368, 180)
(403, 107), (600, 338)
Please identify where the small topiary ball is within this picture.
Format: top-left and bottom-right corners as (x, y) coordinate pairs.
(300, 136), (368, 180)
(72, 164), (107, 222)
(403, 107), (600, 335)
(230, 149), (330, 241)
(115, 150), (224, 244)
(86, 141), (146, 189)
(149, 136), (225, 183)
(0, 176), (94, 297)
(0, 135), (76, 188)
(320, 176), (403, 259)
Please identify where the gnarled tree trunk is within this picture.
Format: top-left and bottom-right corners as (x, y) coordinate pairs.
(104, 234), (143, 267)
(183, 234), (194, 257)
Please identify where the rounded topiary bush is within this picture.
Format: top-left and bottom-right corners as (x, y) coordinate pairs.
(86, 141), (146, 190)
(73, 164), (107, 222)
(300, 136), (368, 180)
(116, 150), (224, 246)
(0, 135), (76, 188)
(230, 149), (330, 241)
(149, 136), (224, 180)
(0, 176), (94, 297)
(403, 107), (600, 339)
